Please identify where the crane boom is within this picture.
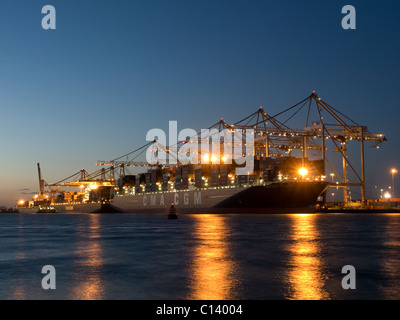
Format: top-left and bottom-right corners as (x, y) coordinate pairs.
(37, 163), (45, 195)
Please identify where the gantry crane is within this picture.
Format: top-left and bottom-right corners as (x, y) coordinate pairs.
(47, 92), (385, 204)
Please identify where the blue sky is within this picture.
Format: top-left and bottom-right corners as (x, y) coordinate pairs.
(1, 0), (399, 205)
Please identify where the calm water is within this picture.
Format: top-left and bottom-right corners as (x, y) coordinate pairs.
(0, 212), (399, 300)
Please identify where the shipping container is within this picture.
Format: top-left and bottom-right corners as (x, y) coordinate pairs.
(195, 169), (202, 188)
(219, 164), (228, 186)
(238, 175), (248, 185)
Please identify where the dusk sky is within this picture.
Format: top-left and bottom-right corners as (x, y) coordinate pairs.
(1, 0), (399, 206)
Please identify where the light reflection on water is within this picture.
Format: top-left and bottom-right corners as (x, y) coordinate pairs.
(1, 213), (400, 299)
(285, 214), (330, 300)
(70, 214), (104, 300)
(186, 214), (239, 300)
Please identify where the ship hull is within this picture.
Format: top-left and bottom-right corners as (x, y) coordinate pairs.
(17, 203), (102, 214)
(111, 181), (328, 214)
(17, 182), (328, 214)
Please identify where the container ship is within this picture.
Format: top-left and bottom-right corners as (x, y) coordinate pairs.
(17, 157), (329, 214)
(111, 156), (328, 214)
(16, 92), (387, 214)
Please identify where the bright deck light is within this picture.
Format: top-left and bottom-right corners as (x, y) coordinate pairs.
(298, 168), (308, 177)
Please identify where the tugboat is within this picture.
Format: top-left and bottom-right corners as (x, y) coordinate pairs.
(167, 203), (178, 219)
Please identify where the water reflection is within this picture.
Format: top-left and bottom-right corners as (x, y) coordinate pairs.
(380, 214), (400, 299)
(70, 214), (104, 299)
(187, 215), (239, 300)
(9, 215), (26, 299)
(285, 214), (329, 300)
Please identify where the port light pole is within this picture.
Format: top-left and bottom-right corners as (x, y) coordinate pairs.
(391, 168), (398, 198)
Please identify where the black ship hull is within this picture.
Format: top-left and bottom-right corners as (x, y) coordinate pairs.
(18, 181), (329, 214)
(109, 181), (329, 214)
